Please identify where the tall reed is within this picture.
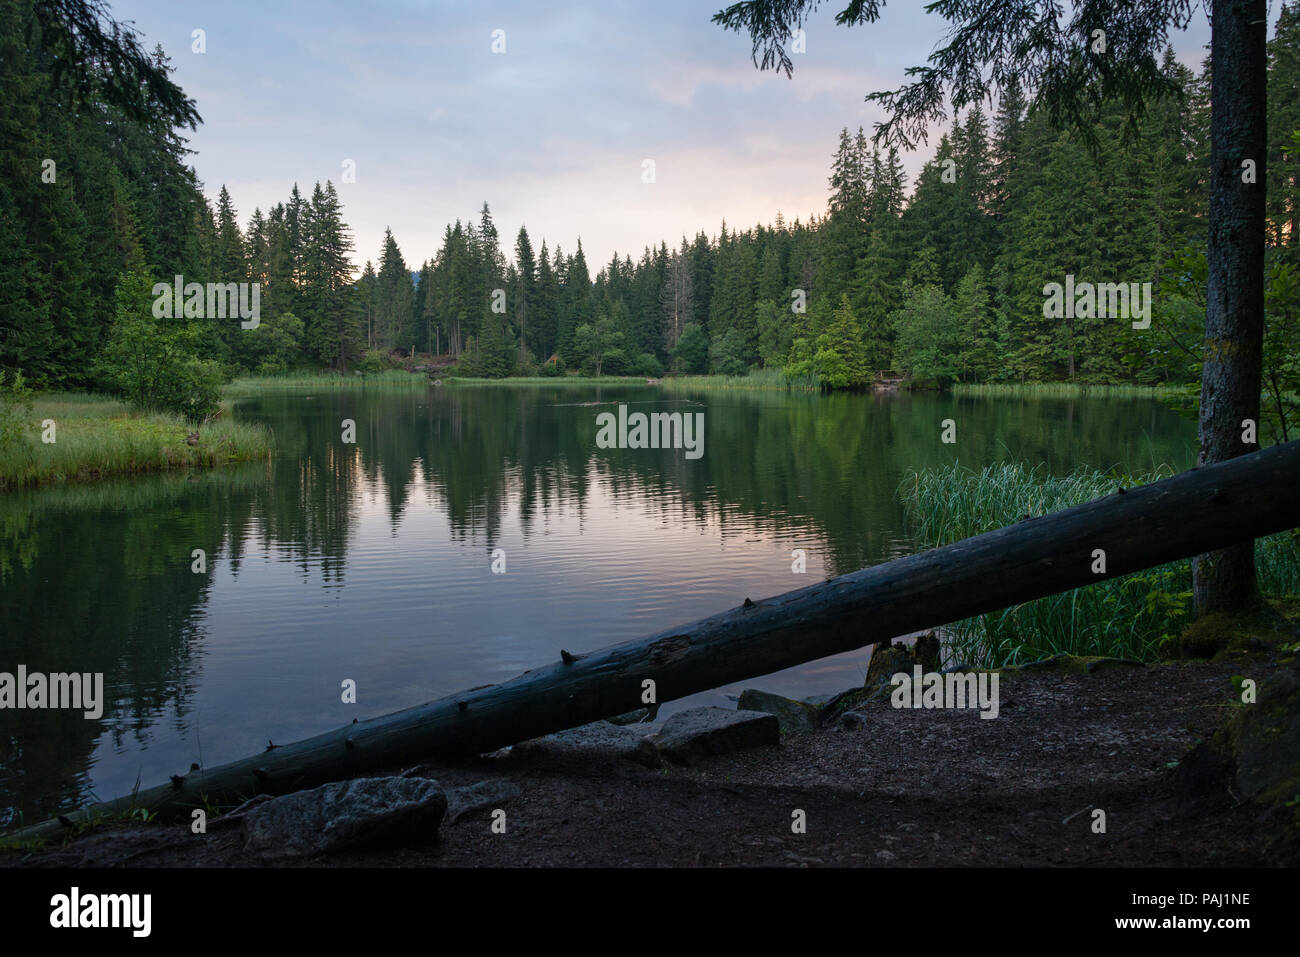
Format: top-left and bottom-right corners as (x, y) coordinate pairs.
(899, 461), (1300, 667)
(0, 395), (271, 490)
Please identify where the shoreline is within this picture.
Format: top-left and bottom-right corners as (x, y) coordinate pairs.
(0, 395), (270, 492)
(5, 637), (1297, 867)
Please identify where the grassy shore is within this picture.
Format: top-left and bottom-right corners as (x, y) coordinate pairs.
(953, 382), (1183, 398)
(0, 394), (271, 491)
(223, 370), (432, 395)
(443, 375), (647, 386)
(658, 370), (819, 393)
(899, 461), (1300, 667)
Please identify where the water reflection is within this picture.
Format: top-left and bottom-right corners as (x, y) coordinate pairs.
(0, 385), (1194, 823)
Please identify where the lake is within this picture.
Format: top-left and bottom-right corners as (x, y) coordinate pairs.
(0, 384), (1195, 824)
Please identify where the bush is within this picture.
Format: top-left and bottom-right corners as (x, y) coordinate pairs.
(0, 370), (35, 453)
(709, 328), (750, 376)
(174, 358), (225, 420)
(517, 349), (541, 377)
(601, 348), (629, 376)
(671, 324), (709, 374)
(538, 358), (563, 377)
(95, 270), (227, 421)
(357, 350), (390, 375)
(238, 310), (304, 373)
(631, 353), (664, 378)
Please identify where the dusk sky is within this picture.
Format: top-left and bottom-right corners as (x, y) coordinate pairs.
(117, 0), (1213, 272)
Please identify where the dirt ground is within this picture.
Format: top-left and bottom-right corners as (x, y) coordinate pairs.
(6, 652), (1296, 868)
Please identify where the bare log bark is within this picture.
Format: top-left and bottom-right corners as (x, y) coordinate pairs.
(11, 439), (1300, 845)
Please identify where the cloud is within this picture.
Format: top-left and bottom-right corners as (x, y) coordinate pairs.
(119, 0), (1212, 268)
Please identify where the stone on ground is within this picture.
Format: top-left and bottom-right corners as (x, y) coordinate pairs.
(513, 720), (661, 767)
(445, 779), (523, 824)
(241, 776), (446, 860)
(649, 707), (779, 765)
(737, 689), (820, 734)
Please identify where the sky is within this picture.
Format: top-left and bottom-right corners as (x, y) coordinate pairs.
(115, 0), (1214, 272)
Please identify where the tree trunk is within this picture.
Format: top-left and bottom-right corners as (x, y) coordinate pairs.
(1195, 0), (1268, 617)
(10, 439), (1300, 845)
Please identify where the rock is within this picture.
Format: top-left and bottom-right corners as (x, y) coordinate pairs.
(864, 643), (914, 691)
(607, 702), (661, 725)
(1016, 653), (1070, 671)
(1177, 663), (1300, 858)
(514, 720), (661, 767)
(210, 792), (275, 829)
(1230, 666), (1300, 806)
(802, 693), (836, 708)
(839, 710), (869, 730)
(1084, 656), (1145, 674)
(737, 689), (819, 735)
(241, 777), (446, 860)
(649, 707), (779, 765)
(445, 779), (523, 825)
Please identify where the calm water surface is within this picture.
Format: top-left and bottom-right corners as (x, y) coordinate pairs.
(0, 384), (1195, 823)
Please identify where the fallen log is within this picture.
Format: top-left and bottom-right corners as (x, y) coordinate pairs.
(11, 439), (1300, 844)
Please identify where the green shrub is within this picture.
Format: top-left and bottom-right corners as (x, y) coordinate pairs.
(0, 370), (36, 452)
(357, 350), (390, 375)
(631, 353), (664, 378)
(601, 348), (629, 376)
(671, 324), (709, 374)
(709, 328), (749, 376)
(94, 270), (227, 422)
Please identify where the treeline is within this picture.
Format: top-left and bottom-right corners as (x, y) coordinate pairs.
(2, 0), (1299, 397)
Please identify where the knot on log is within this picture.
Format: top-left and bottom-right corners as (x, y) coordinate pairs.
(345, 737), (355, 750)
(560, 649), (580, 664)
(457, 701), (468, 712)
(743, 597), (755, 608)
(649, 634), (692, 666)
(190, 763), (200, 772)
(170, 775), (185, 790)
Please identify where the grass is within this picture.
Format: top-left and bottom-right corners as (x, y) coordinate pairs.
(223, 370), (431, 396)
(659, 370), (819, 393)
(226, 368), (826, 392)
(443, 374), (649, 385)
(898, 460), (1300, 668)
(0, 394), (271, 491)
(953, 382), (1182, 398)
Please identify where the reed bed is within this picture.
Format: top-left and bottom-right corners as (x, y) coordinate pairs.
(899, 461), (1300, 667)
(0, 394), (271, 490)
(224, 371), (431, 396)
(953, 382), (1181, 399)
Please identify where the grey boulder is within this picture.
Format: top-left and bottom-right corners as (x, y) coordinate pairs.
(649, 707), (779, 765)
(737, 689), (820, 734)
(241, 776), (446, 860)
(513, 720), (662, 767)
